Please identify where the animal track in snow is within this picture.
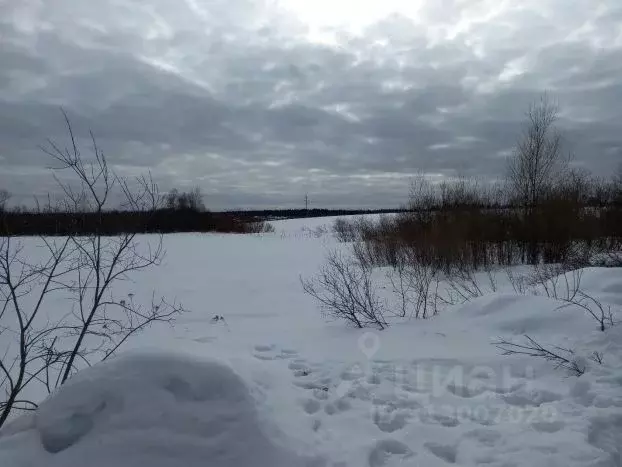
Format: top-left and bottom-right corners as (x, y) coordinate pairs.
(254, 344), (572, 461)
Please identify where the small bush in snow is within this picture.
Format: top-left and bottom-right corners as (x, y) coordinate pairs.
(386, 249), (440, 319)
(333, 218), (358, 242)
(528, 264), (583, 301)
(557, 290), (616, 332)
(301, 249), (387, 329)
(439, 265), (499, 306)
(494, 335), (587, 377)
(247, 221), (275, 233)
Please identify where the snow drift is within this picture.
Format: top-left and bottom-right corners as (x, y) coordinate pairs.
(0, 353), (305, 467)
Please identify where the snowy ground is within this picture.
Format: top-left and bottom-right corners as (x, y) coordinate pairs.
(1, 216), (621, 466)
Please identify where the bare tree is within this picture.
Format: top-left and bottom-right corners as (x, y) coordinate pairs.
(165, 187), (205, 211)
(0, 113), (184, 428)
(558, 167), (593, 206)
(408, 174), (438, 212)
(507, 94), (568, 208)
(301, 249), (387, 329)
(613, 162), (622, 205)
(165, 188), (180, 210)
(0, 190), (9, 212)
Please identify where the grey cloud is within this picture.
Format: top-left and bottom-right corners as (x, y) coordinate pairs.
(1, 0), (621, 208)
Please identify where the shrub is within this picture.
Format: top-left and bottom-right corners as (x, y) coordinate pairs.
(386, 251), (439, 319)
(0, 114), (184, 428)
(333, 218), (358, 242)
(494, 335), (587, 377)
(301, 249), (387, 329)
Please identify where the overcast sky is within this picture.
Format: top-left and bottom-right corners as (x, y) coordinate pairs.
(1, 0), (621, 209)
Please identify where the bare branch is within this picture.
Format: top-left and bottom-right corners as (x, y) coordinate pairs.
(301, 248), (387, 329)
(0, 111), (183, 427)
(494, 334), (585, 376)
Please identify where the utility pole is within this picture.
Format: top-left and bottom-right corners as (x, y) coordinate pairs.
(304, 193), (309, 213)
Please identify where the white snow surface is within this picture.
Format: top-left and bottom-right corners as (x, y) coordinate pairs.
(0, 353), (307, 467)
(1, 216), (622, 467)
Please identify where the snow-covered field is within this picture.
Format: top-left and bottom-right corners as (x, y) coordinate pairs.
(1, 216), (622, 467)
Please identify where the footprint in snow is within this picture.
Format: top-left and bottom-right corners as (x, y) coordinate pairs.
(463, 428), (502, 447)
(254, 344), (275, 352)
(192, 336), (215, 344)
(422, 412), (461, 428)
(424, 442), (458, 464)
(368, 439), (414, 467)
(502, 388), (562, 407)
(252, 344), (299, 361)
(288, 361), (314, 377)
(586, 413), (622, 463)
(323, 399), (351, 415)
(372, 408), (410, 433)
(446, 382), (486, 398)
(301, 398), (321, 415)
(531, 420), (565, 433)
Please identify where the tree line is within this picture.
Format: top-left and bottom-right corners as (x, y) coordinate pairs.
(333, 95), (622, 271)
(0, 187), (271, 236)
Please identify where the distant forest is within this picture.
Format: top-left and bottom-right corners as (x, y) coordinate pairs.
(223, 208), (407, 220)
(0, 206), (407, 237)
(0, 185), (406, 236)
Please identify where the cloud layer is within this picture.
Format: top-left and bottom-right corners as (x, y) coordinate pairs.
(1, 0), (621, 208)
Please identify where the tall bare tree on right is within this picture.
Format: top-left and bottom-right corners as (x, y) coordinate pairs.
(507, 94), (568, 209)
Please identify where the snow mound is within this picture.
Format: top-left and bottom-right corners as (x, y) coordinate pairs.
(577, 267), (622, 306)
(0, 353), (306, 467)
(454, 293), (590, 336)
